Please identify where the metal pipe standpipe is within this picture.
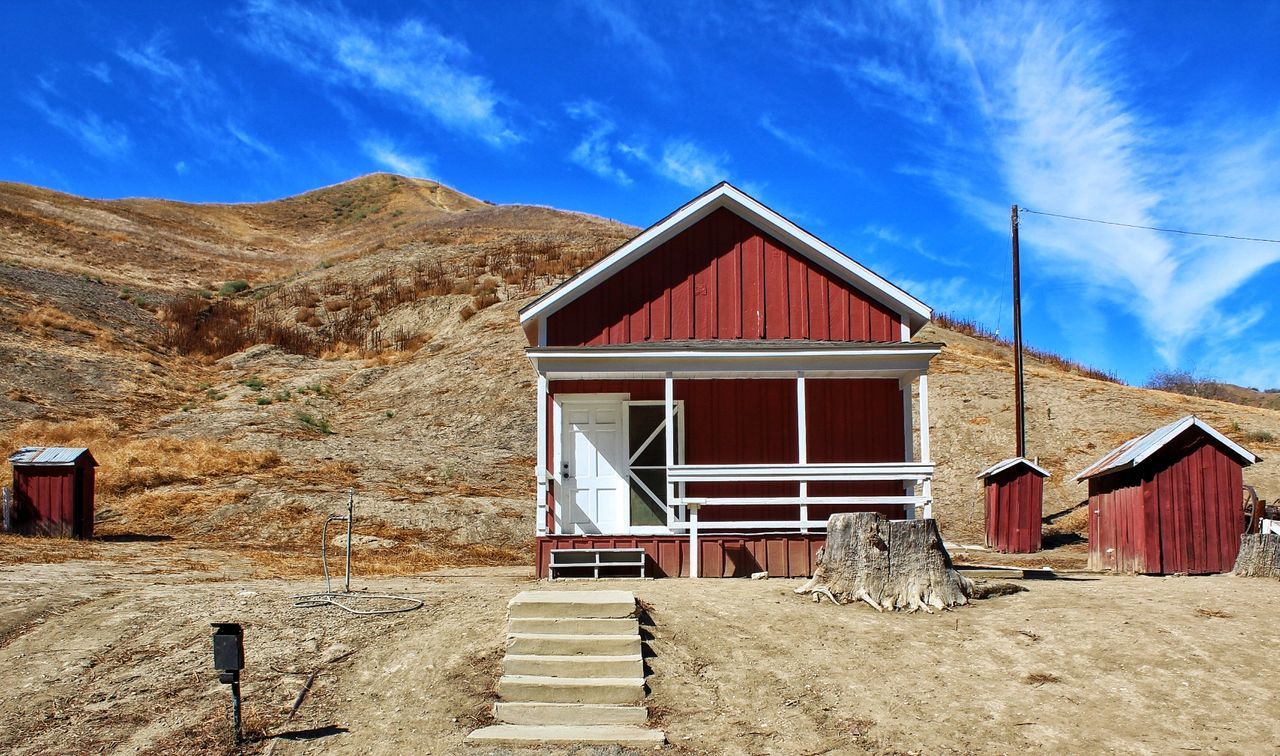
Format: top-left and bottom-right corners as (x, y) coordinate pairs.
(211, 622), (244, 743)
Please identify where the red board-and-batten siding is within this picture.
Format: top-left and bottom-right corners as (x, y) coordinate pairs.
(984, 467), (1044, 553)
(545, 207), (903, 346)
(1087, 434), (1244, 575)
(13, 465), (96, 538)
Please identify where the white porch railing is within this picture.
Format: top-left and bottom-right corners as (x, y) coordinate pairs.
(665, 462), (934, 577)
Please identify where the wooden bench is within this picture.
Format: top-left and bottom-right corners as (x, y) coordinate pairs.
(549, 548), (647, 580)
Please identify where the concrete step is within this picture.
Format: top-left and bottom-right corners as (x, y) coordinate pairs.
(499, 674), (645, 705)
(465, 723), (665, 747)
(504, 653), (643, 679)
(507, 590), (636, 619)
(494, 701), (649, 726)
(507, 632), (640, 657)
(508, 616), (639, 635)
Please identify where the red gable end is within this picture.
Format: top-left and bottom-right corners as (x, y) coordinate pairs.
(546, 207), (903, 346)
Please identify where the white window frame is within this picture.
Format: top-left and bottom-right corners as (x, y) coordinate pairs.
(624, 399), (684, 535)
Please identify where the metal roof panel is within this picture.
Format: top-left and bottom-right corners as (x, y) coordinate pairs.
(976, 457), (1051, 479)
(1073, 416), (1258, 481)
(8, 447), (94, 466)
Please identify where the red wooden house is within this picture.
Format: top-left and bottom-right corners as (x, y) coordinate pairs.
(519, 183), (940, 578)
(7, 447), (97, 538)
(1074, 416), (1259, 574)
(977, 457), (1049, 553)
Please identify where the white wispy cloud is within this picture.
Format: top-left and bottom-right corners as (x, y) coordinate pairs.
(861, 223), (969, 269)
(26, 94), (130, 159)
(897, 274), (1004, 332)
(758, 115), (819, 160)
(796, 2), (1280, 383)
(240, 0), (520, 147)
(84, 62), (112, 84)
(574, 0), (671, 76)
(561, 100), (725, 190)
(565, 100), (631, 185)
(116, 35), (279, 161)
(651, 140), (728, 190)
(362, 137), (434, 178)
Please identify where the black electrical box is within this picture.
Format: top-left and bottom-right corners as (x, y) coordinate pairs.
(211, 623), (244, 672)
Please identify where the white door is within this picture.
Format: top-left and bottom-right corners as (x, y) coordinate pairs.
(562, 398), (625, 534)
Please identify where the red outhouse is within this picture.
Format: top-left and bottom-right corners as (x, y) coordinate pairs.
(519, 183), (940, 578)
(977, 457), (1049, 553)
(7, 447), (97, 538)
(1074, 416), (1258, 574)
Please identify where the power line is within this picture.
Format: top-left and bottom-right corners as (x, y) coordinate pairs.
(1019, 207), (1280, 245)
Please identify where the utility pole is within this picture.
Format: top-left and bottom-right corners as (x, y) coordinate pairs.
(1011, 205), (1026, 459)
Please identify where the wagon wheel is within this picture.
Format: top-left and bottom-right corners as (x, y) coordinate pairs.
(1243, 484), (1262, 534)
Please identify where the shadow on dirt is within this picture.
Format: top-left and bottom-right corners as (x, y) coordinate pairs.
(272, 724), (350, 741)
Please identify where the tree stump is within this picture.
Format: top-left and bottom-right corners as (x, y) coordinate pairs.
(795, 512), (978, 612)
(1233, 533), (1280, 577)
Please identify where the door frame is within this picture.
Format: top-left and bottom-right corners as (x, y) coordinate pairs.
(554, 393), (629, 535)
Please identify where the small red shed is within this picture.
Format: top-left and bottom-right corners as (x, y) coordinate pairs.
(519, 183), (940, 578)
(1074, 416), (1258, 574)
(7, 447), (97, 539)
(977, 457), (1049, 553)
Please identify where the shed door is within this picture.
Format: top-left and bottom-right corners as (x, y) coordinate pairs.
(562, 398), (626, 534)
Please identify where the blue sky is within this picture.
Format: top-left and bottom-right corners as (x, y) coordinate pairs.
(5, 1), (1280, 388)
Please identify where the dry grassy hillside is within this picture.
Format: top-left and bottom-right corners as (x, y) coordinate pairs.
(1, 175), (1277, 573)
(0, 173), (484, 289)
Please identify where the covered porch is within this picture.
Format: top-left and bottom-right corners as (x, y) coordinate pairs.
(530, 341), (940, 577)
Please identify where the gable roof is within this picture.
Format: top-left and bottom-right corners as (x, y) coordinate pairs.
(1073, 415), (1259, 482)
(519, 182), (933, 334)
(976, 457), (1051, 480)
(8, 447), (97, 467)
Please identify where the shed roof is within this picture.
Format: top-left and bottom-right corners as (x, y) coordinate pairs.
(976, 457), (1051, 480)
(518, 182), (933, 334)
(8, 447), (97, 467)
(1072, 416), (1259, 482)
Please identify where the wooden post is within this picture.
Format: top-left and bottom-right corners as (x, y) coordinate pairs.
(1012, 204), (1026, 459)
(797, 371), (808, 533)
(665, 372), (677, 530)
(535, 374), (548, 537)
(919, 374), (932, 519)
(688, 501), (700, 578)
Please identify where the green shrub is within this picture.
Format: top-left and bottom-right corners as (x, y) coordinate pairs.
(1245, 430), (1275, 443)
(296, 412), (333, 434)
(256, 397), (272, 406)
(240, 376), (266, 391)
(219, 280), (250, 297)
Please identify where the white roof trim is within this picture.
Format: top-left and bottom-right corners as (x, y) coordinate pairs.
(1073, 415), (1260, 482)
(518, 182), (933, 334)
(528, 343), (940, 380)
(976, 457), (1050, 480)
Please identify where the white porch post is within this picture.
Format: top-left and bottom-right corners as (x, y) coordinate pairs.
(535, 374), (548, 536)
(796, 371), (808, 533)
(900, 376), (916, 520)
(688, 501), (700, 578)
(919, 373), (933, 519)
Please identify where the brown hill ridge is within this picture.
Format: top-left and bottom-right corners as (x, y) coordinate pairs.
(0, 175), (1276, 572)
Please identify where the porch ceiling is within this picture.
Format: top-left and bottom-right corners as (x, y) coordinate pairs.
(527, 340), (941, 379)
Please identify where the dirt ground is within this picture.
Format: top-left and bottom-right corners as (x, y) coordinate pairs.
(2, 543), (1277, 755)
